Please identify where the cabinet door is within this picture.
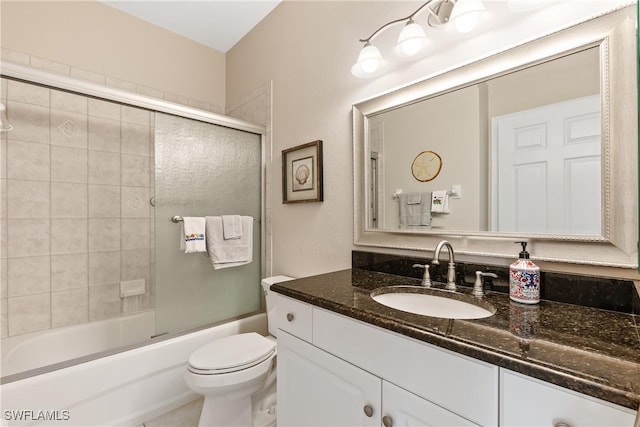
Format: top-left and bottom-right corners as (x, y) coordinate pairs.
(382, 381), (479, 427)
(500, 370), (636, 426)
(277, 331), (382, 427)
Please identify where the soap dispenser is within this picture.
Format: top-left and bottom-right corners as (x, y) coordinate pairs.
(509, 242), (540, 304)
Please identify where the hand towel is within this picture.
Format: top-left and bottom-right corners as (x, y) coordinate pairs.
(407, 193), (422, 205)
(399, 192), (431, 228)
(431, 191), (450, 213)
(222, 215), (243, 240)
(180, 217), (206, 253)
(206, 216), (253, 269)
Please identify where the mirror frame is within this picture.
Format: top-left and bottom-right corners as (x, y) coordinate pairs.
(353, 6), (638, 269)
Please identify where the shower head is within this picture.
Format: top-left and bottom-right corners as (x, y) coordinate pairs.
(0, 102), (14, 132)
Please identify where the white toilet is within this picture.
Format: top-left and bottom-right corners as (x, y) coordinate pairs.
(184, 276), (293, 427)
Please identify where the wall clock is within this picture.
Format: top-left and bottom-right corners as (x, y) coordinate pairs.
(411, 150), (442, 182)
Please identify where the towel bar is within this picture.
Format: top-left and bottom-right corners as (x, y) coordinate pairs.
(171, 216), (259, 223)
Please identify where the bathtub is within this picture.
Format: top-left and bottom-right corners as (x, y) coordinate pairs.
(0, 312), (267, 426)
(1, 311), (156, 377)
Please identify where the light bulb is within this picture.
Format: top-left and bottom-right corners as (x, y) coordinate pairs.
(397, 21), (427, 56)
(451, 0), (485, 33)
(354, 43), (383, 74)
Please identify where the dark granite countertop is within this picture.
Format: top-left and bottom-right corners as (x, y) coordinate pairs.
(271, 268), (640, 411)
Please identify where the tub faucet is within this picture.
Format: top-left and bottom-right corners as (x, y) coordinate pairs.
(412, 264), (432, 287)
(432, 240), (457, 291)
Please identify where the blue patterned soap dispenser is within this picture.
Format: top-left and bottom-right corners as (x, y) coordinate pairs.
(509, 242), (540, 304)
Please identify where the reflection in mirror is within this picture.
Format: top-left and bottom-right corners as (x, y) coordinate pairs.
(367, 47), (601, 236)
(353, 5), (637, 268)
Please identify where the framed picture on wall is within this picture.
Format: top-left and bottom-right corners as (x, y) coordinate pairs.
(282, 140), (323, 203)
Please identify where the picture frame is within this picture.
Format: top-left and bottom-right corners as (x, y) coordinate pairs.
(282, 140), (323, 203)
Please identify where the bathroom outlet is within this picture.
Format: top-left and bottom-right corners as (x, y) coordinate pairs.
(120, 279), (146, 298)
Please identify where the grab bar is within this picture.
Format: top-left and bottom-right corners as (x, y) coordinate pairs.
(171, 216), (259, 223)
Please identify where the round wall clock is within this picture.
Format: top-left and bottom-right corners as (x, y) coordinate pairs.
(411, 150), (442, 182)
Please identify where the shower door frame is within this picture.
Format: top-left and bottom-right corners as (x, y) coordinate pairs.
(0, 60), (268, 279)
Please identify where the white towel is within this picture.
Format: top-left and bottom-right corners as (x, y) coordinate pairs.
(205, 216), (253, 269)
(431, 191), (450, 213)
(180, 217), (206, 253)
(222, 215), (242, 240)
(399, 192), (431, 228)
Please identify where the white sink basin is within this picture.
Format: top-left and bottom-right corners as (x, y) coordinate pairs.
(371, 286), (495, 319)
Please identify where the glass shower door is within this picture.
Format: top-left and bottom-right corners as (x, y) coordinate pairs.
(154, 113), (262, 335)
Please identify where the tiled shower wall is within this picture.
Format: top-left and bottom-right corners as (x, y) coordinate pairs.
(0, 78), (154, 338)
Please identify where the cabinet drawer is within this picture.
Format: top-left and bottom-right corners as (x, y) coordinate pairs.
(312, 307), (498, 426)
(276, 295), (312, 342)
(500, 370), (636, 426)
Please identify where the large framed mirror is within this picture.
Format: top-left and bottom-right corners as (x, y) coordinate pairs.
(353, 6), (637, 269)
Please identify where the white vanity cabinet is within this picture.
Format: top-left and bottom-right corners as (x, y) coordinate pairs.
(276, 295), (637, 427)
(500, 370), (636, 426)
(277, 331), (479, 427)
(276, 295), (492, 426)
(277, 331), (381, 427)
(382, 381), (479, 426)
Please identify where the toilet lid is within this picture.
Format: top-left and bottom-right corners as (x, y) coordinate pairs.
(188, 332), (276, 372)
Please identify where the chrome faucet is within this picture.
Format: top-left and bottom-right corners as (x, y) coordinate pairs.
(412, 263), (432, 287)
(431, 240), (457, 291)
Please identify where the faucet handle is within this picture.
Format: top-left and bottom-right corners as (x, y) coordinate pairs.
(412, 264), (432, 287)
(473, 271), (498, 297)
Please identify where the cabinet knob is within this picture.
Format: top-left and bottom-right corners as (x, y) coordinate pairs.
(286, 313), (294, 322)
(363, 405), (373, 417)
(554, 423), (571, 427)
(382, 415), (393, 427)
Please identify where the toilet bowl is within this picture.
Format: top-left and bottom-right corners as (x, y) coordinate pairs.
(184, 276), (293, 427)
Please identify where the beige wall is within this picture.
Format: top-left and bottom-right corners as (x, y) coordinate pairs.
(487, 47), (600, 118)
(226, 0), (637, 280)
(1, 0), (226, 109)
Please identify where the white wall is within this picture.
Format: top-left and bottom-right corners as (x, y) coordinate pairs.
(226, 0), (636, 279)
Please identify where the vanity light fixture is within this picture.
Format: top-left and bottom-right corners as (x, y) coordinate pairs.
(351, 0), (486, 78)
(0, 102), (13, 132)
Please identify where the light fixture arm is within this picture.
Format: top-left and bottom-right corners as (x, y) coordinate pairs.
(358, 0), (442, 44)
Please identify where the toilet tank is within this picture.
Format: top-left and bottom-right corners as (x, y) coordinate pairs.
(261, 276), (294, 337)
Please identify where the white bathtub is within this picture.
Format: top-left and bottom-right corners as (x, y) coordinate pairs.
(1, 311), (156, 377)
(0, 313), (267, 427)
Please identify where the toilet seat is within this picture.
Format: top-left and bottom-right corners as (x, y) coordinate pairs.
(188, 332), (276, 375)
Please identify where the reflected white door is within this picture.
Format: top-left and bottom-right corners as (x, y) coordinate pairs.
(492, 95), (601, 235)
